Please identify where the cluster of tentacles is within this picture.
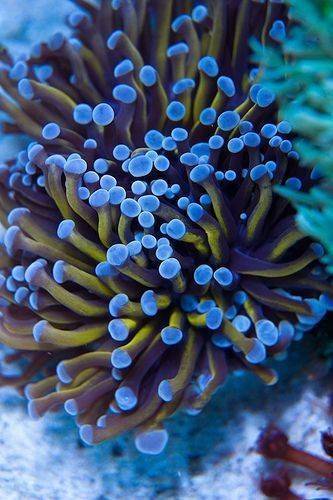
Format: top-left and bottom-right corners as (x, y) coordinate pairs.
(0, 0), (332, 455)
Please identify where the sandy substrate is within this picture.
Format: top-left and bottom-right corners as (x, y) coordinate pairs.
(1, 344), (332, 500)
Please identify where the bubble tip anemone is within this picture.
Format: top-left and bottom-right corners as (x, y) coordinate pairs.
(0, 0), (330, 456)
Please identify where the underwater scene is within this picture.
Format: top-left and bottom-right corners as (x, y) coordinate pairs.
(0, 0), (333, 498)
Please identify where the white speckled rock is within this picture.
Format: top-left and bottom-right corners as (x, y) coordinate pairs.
(0, 357), (331, 499)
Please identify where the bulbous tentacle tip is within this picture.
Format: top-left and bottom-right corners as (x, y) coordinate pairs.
(255, 320), (279, 346)
(161, 326), (183, 345)
(79, 425), (94, 446)
(25, 260), (47, 285)
(14, 286), (29, 304)
(27, 400), (41, 420)
(107, 244), (129, 267)
(134, 428), (169, 455)
(64, 158), (87, 176)
(45, 154), (66, 168)
(158, 380), (173, 402)
(140, 290), (158, 316)
(97, 415), (107, 428)
(109, 294), (129, 317)
(107, 30), (123, 50)
(115, 386), (138, 411)
(42, 122), (61, 140)
(89, 188), (110, 209)
(47, 32), (65, 52)
(245, 339), (267, 364)
(7, 207), (30, 225)
(139, 65), (157, 87)
(56, 362), (72, 384)
(73, 104), (93, 125)
(57, 220), (75, 240)
(53, 261), (66, 284)
(29, 292), (39, 311)
(92, 103), (115, 126)
(206, 307), (223, 330)
(4, 226), (20, 255)
(18, 78), (34, 100)
(32, 320), (48, 343)
(108, 319), (129, 341)
(111, 348), (132, 369)
(9, 60), (28, 81)
(64, 399), (79, 416)
(24, 384), (33, 401)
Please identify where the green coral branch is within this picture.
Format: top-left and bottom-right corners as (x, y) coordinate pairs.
(255, 0), (333, 271)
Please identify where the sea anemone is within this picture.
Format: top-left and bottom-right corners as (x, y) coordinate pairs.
(0, 0), (332, 455)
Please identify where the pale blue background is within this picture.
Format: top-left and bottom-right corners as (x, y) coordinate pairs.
(0, 0), (72, 55)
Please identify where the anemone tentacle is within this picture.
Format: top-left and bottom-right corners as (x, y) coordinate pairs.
(0, 0), (331, 455)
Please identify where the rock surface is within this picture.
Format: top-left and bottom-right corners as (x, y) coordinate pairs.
(1, 346), (331, 500)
